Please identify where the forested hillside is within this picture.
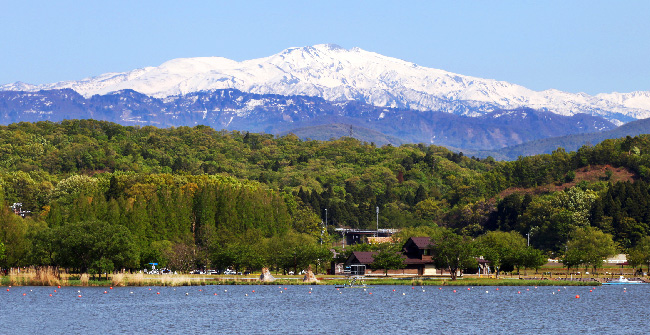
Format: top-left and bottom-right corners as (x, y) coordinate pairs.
(2, 120), (650, 274)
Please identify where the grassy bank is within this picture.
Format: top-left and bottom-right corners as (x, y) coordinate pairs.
(1, 268), (601, 287)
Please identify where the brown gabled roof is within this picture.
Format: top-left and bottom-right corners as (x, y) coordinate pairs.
(349, 251), (377, 264)
(408, 237), (432, 249)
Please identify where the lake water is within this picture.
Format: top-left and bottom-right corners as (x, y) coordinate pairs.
(1, 284), (647, 334)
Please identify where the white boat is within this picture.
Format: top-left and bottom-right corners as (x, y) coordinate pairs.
(602, 276), (645, 285)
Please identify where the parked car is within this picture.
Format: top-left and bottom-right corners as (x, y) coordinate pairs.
(223, 269), (236, 275)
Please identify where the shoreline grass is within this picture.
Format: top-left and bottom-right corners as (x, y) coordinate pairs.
(1, 274), (601, 287)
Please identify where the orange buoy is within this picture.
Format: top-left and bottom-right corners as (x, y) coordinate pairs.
(496, 288), (499, 291)
(369, 292), (372, 295)
(104, 291), (107, 294)
(23, 293), (26, 296)
(453, 290), (456, 293)
(109, 287), (113, 290)
(518, 291), (521, 294)
(575, 295), (580, 299)
(156, 292), (160, 295)
(49, 294), (52, 297)
(78, 295), (82, 297)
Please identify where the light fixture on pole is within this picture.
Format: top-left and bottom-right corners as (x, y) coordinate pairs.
(376, 206), (379, 237)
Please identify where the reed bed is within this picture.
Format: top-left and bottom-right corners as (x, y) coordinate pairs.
(80, 273), (89, 286)
(1, 267), (61, 286)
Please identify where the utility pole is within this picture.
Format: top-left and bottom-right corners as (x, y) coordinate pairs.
(325, 208), (328, 230)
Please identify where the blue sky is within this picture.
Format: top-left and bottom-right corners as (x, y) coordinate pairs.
(1, 0), (648, 95)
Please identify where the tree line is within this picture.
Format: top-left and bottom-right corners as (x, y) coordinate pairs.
(1, 120), (650, 274)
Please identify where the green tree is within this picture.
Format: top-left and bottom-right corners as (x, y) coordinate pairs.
(563, 227), (617, 275)
(476, 231), (527, 277)
(89, 257), (114, 280)
(369, 243), (405, 276)
(0, 242), (5, 267)
(430, 229), (477, 280)
(52, 220), (139, 273)
(627, 236), (650, 274)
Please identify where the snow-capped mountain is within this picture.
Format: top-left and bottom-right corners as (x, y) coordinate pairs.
(2, 44), (649, 123)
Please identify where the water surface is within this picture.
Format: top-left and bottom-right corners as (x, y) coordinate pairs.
(2, 284), (647, 334)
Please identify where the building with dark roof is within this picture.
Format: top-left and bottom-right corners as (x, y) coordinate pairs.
(342, 237), (459, 277)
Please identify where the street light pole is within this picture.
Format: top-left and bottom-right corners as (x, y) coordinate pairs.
(325, 208), (328, 230)
(376, 206), (379, 237)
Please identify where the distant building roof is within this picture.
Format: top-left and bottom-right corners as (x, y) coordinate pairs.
(367, 237), (394, 244)
(349, 251), (377, 264)
(407, 237), (431, 249)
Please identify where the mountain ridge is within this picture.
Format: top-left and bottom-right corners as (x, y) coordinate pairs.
(0, 88), (616, 152)
(2, 44), (649, 123)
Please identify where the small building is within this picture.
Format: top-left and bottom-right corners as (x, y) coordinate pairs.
(401, 237), (438, 276)
(344, 251), (377, 276)
(342, 237), (460, 277)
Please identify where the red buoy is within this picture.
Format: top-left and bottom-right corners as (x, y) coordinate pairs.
(575, 295), (580, 299)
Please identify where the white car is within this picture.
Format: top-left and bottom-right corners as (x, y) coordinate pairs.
(224, 269), (236, 275)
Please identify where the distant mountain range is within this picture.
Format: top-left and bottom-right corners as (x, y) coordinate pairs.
(1, 44), (649, 157)
(483, 117), (650, 160)
(2, 44), (650, 124)
(0, 88), (616, 151)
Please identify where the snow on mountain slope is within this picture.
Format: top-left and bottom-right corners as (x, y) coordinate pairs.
(2, 44), (649, 120)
